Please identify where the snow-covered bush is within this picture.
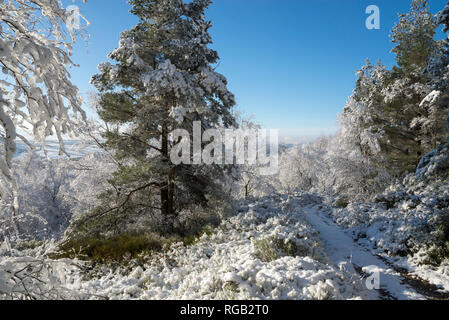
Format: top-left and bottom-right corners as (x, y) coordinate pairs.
(328, 143), (449, 266)
(274, 133), (390, 203)
(0, 241), (84, 300)
(0, 148), (116, 242)
(416, 138), (449, 180)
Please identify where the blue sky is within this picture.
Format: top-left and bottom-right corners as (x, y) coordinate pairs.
(65, 0), (448, 140)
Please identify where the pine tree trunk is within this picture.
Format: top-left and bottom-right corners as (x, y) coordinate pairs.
(168, 167), (175, 215)
(161, 122), (170, 216)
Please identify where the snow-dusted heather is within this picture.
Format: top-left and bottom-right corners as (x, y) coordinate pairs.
(66, 196), (366, 300)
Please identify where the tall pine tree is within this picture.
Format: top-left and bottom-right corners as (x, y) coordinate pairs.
(84, 0), (236, 235)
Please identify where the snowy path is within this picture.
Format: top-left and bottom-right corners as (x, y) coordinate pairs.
(304, 205), (425, 300)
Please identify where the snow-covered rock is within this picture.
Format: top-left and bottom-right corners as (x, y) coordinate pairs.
(416, 140), (449, 180)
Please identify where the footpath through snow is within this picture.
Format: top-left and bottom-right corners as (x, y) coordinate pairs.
(304, 205), (425, 300)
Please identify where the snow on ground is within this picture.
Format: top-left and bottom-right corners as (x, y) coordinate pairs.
(2, 192), (446, 300)
(406, 259), (449, 294)
(303, 205), (425, 300)
(326, 193), (449, 294)
(4, 140), (448, 300)
(65, 196), (368, 300)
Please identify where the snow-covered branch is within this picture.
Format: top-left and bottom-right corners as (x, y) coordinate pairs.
(0, 0), (88, 235)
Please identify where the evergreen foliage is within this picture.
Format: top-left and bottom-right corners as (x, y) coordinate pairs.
(75, 0), (237, 238)
(341, 0), (449, 178)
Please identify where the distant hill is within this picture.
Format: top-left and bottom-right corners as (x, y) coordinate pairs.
(14, 140), (101, 159)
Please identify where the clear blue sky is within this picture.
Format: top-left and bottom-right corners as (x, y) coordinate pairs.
(65, 0), (448, 140)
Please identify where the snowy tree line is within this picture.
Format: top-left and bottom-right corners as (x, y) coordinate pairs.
(271, 0), (449, 205)
(261, 0), (449, 270)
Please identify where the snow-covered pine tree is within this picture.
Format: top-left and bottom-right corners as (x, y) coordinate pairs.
(438, 0), (449, 32)
(388, 0), (447, 155)
(391, 0), (439, 74)
(426, 0), (449, 134)
(379, 0), (441, 173)
(341, 0), (448, 177)
(0, 0), (87, 235)
(87, 0), (236, 234)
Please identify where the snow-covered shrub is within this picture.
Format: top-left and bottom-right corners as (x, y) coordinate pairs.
(328, 139), (449, 266)
(0, 149), (116, 242)
(0, 241), (84, 300)
(274, 134), (390, 202)
(252, 238), (279, 262)
(253, 236), (316, 263)
(416, 138), (449, 181)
